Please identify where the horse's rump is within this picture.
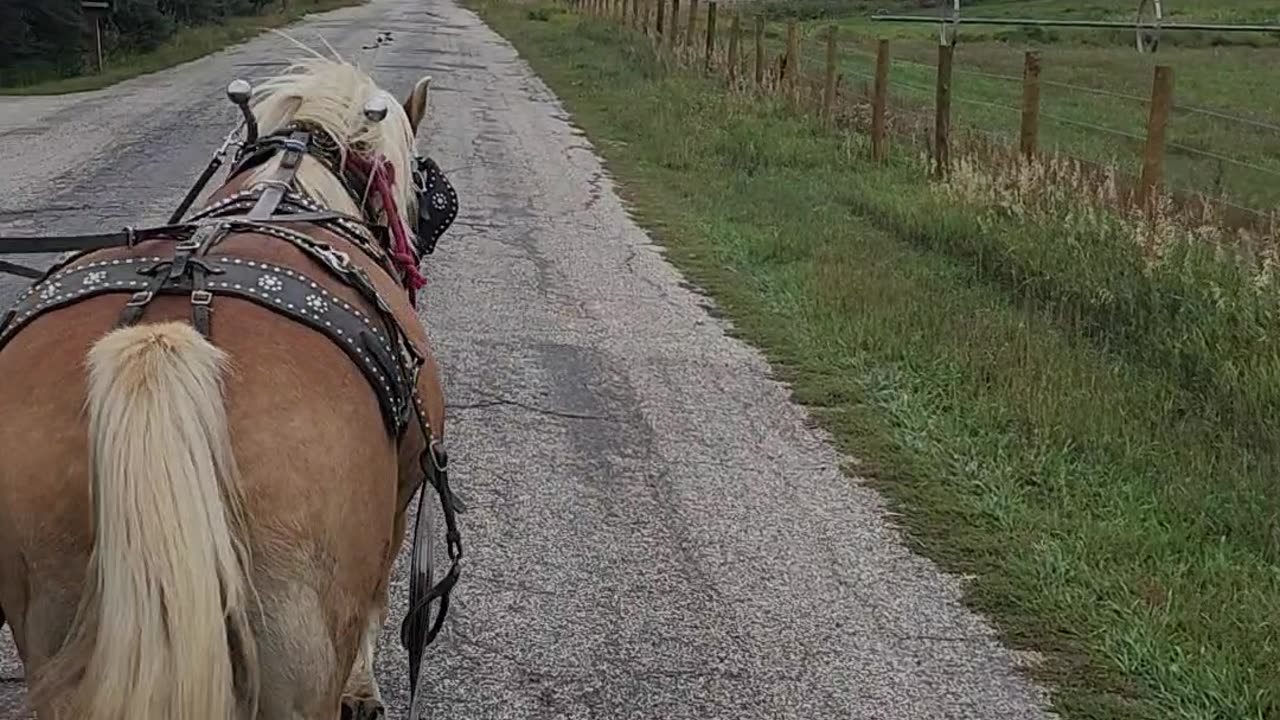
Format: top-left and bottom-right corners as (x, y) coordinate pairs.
(0, 256), (408, 716)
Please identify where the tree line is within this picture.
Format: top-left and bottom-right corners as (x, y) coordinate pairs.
(0, 0), (277, 82)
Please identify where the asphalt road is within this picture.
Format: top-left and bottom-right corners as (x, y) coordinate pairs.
(0, 1), (1060, 718)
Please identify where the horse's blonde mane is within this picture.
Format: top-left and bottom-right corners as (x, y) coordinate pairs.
(247, 55), (418, 230)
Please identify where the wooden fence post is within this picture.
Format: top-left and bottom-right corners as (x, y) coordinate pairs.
(687, 0), (700, 51)
(1138, 65), (1174, 212)
(872, 38), (890, 162)
(1019, 50), (1041, 159)
(782, 20), (798, 88)
(934, 43), (954, 178)
(822, 25), (838, 119)
(705, 3), (718, 72)
(727, 14), (741, 87)
(754, 15), (765, 87)
(671, 0), (681, 49)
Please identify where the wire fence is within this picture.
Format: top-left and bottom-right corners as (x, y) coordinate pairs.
(578, 0), (1280, 224)
(825, 33), (1280, 212)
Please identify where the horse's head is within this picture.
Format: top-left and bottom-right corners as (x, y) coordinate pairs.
(234, 57), (450, 289)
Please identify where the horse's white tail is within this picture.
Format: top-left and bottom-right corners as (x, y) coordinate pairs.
(29, 321), (259, 720)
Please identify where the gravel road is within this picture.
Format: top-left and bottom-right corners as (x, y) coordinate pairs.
(0, 1), (1059, 718)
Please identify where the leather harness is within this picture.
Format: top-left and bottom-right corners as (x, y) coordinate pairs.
(0, 122), (463, 702)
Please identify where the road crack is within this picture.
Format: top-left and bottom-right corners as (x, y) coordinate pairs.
(449, 396), (614, 422)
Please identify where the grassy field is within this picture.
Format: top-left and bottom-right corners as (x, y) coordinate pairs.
(0, 0), (365, 96)
(694, 0), (1280, 210)
(470, 2), (1279, 718)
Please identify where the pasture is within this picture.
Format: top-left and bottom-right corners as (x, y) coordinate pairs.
(470, 0), (1280, 718)
(743, 0), (1280, 210)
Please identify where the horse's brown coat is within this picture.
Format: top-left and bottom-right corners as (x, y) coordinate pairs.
(0, 63), (444, 719)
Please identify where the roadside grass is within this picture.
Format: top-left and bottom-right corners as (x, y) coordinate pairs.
(709, 0), (1280, 209)
(0, 0), (366, 96)
(753, 0), (1280, 27)
(469, 3), (1280, 719)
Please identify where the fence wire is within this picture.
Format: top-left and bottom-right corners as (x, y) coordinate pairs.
(826, 42), (1280, 141)
(603, 6), (1280, 205)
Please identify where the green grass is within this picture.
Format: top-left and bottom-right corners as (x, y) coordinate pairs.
(0, 0), (366, 96)
(469, 3), (1280, 719)
(752, 0), (1280, 27)
(702, 0), (1280, 210)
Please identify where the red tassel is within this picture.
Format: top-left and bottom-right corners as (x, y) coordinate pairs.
(347, 153), (426, 305)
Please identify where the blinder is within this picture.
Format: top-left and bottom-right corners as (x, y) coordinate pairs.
(227, 126), (459, 265)
(412, 155), (459, 258)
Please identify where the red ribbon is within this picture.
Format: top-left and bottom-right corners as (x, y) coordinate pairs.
(345, 152), (427, 305)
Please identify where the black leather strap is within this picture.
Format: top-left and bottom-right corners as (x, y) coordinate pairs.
(0, 260), (44, 279)
(401, 439), (463, 696)
(1, 254), (413, 433)
(247, 131), (311, 221)
(0, 226), (178, 255)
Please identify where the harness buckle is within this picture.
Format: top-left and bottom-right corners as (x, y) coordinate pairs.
(124, 290), (153, 307)
(255, 179), (292, 192)
(429, 439), (448, 473)
(190, 290), (213, 306)
(317, 246), (352, 271)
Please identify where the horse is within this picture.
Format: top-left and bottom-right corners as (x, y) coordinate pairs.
(0, 55), (460, 719)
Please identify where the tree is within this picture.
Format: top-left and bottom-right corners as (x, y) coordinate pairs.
(111, 0), (176, 52)
(0, 0), (85, 78)
(0, 0), (280, 84)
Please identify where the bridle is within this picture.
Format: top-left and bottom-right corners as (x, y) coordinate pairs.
(207, 116), (459, 301)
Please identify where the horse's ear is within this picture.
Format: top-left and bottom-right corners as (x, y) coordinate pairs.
(403, 75), (432, 135)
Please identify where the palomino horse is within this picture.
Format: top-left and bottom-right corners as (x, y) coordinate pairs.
(0, 56), (461, 719)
